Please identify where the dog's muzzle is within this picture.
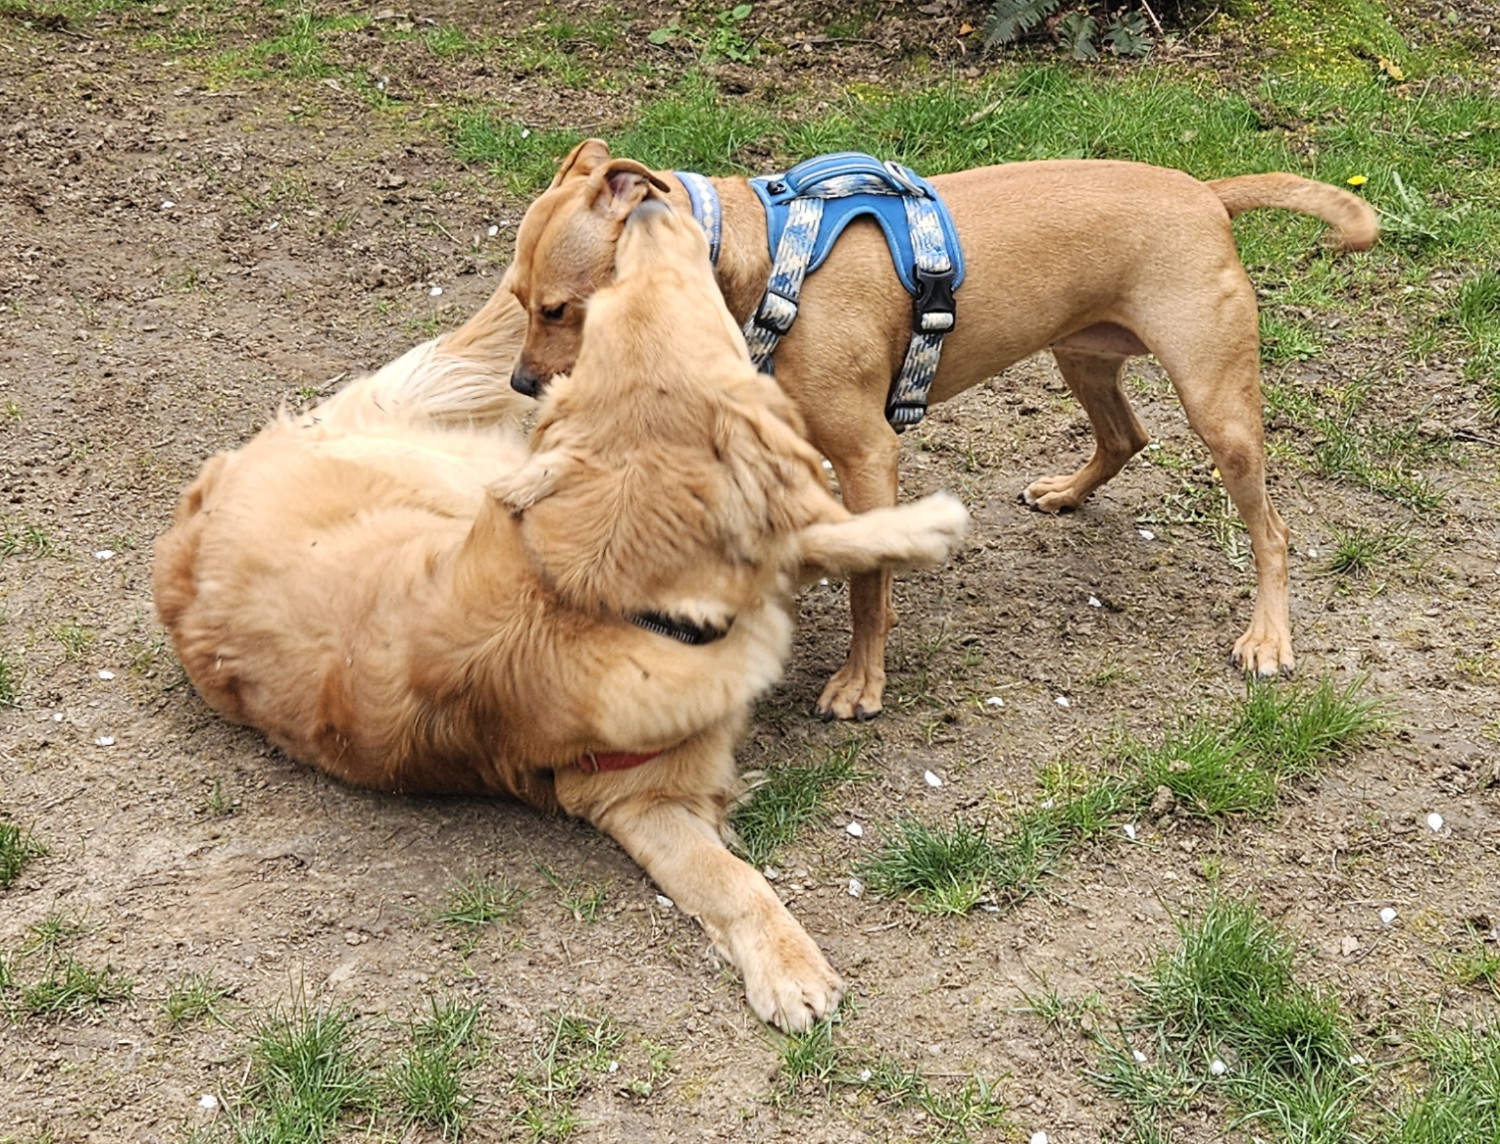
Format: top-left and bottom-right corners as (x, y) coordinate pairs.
(510, 366), (545, 398)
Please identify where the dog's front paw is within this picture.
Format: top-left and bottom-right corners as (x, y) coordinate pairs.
(1232, 625), (1295, 677)
(815, 659), (885, 722)
(741, 930), (844, 1033)
(1020, 474), (1087, 513)
(903, 492), (970, 563)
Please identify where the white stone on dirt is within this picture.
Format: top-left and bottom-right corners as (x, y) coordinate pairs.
(762, 866), (780, 880)
(655, 894), (674, 909)
(1132, 1049), (1148, 1063)
(521, 128), (531, 139)
(1123, 823), (1137, 841)
(94, 736), (115, 747)
(1350, 1054), (1366, 1066)
(1210, 1058), (1227, 1076)
(1426, 812), (1444, 832)
(924, 770), (942, 788)
(94, 549), (115, 560)
(845, 821), (864, 838)
(488, 224), (499, 237)
(1030, 1133), (1050, 1144)
(1055, 695), (1070, 708)
(985, 696), (1004, 708)
(98, 670), (115, 680)
(1380, 907), (1397, 926)
(429, 285), (442, 297)
(847, 878), (864, 898)
(161, 200), (175, 210)
(1138, 528), (1155, 540)
(197, 1094), (218, 1111)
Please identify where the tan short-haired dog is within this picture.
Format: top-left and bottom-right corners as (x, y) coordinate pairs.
(153, 200), (967, 1032)
(503, 142), (1378, 719)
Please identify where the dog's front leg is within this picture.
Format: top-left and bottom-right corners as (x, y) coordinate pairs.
(558, 764), (843, 1033)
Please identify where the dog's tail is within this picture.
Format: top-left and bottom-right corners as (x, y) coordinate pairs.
(1208, 173), (1378, 252)
(308, 286), (533, 431)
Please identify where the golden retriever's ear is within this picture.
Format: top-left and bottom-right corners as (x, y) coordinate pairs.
(488, 448), (577, 513)
(549, 139), (613, 188)
(714, 388), (841, 534)
(588, 159), (672, 223)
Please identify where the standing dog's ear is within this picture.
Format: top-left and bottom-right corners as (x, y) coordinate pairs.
(488, 449), (578, 513)
(587, 159), (672, 223)
(549, 139), (614, 188)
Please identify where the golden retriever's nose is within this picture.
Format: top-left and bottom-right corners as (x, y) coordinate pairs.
(510, 364), (546, 398)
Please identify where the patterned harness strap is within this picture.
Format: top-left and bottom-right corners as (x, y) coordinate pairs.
(675, 154), (964, 431)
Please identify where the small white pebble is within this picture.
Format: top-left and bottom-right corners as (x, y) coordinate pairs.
(1123, 823), (1137, 841)
(1132, 1049), (1148, 1063)
(429, 285), (443, 297)
(924, 770), (942, 788)
(161, 200), (175, 210)
(487, 224), (499, 237)
(1209, 1058), (1227, 1076)
(98, 670), (115, 681)
(1138, 528), (1156, 541)
(94, 549), (115, 561)
(1055, 695), (1070, 708)
(94, 736), (115, 747)
(1308, 548), (1318, 557)
(1039, 798), (1055, 810)
(655, 894), (674, 909)
(1088, 595), (1101, 607)
(1030, 1133), (1050, 1144)
(607, 1060), (619, 1074)
(985, 695), (1004, 708)
(845, 821), (864, 838)
(858, 1068), (873, 1082)
(1379, 907), (1397, 926)
(197, 1093), (218, 1111)
(52, 712), (64, 722)
(847, 877), (864, 898)
(521, 127), (532, 139)
(762, 865), (780, 881)
(1349, 1054), (1366, 1066)
(1426, 812), (1444, 832)
(818, 578), (829, 586)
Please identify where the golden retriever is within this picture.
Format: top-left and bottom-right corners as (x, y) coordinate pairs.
(153, 199), (969, 1031)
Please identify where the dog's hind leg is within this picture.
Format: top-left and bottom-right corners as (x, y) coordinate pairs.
(1151, 304), (1293, 677)
(1022, 347), (1148, 513)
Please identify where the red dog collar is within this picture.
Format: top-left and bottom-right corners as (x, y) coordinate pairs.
(576, 749), (663, 774)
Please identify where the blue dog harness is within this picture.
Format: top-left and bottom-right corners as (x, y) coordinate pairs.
(674, 153), (965, 431)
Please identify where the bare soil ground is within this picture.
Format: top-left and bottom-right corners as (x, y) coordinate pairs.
(1, 2), (1498, 1141)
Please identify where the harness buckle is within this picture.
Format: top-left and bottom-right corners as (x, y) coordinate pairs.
(912, 266), (956, 333)
(752, 289), (799, 337)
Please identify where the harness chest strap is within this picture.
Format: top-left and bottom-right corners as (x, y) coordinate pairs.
(674, 153), (965, 431)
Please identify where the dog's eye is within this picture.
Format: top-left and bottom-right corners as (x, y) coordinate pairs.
(540, 302), (567, 323)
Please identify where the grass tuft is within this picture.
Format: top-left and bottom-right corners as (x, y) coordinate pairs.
(435, 873), (529, 929)
(162, 969), (234, 1026)
(1396, 1022), (1500, 1144)
(388, 996), (485, 1142)
(0, 821), (47, 887)
(731, 739), (863, 867)
(18, 955), (134, 1016)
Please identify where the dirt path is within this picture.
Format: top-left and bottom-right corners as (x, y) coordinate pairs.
(2, 3), (1498, 1141)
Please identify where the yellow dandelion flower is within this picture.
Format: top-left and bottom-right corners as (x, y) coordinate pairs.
(1346, 174), (1368, 187)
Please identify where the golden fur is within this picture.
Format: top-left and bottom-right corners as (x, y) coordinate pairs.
(153, 200), (968, 1031)
(503, 141), (1379, 719)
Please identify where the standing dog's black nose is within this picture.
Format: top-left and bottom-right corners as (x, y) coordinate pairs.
(510, 367), (542, 398)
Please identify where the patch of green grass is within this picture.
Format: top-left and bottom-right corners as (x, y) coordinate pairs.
(869, 677), (1378, 914)
(50, 622), (96, 660)
(220, 997), (378, 1143)
(435, 873), (528, 929)
(731, 739), (863, 867)
(535, 863), (609, 924)
(1092, 895), (1365, 1144)
(201, 777), (238, 818)
(388, 996), (485, 1142)
(1394, 1021), (1500, 1143)
(17, 955), (134, 1016)
(0, 821), (46, 886)
(770, 1017), (1009, 1136)
(508, 1011), (622, 1140)
(1438, 931), (1500, 999)
(24, 909), (88, 957)
(162, 969), (234, 1026)
(1260, 311), (1326, 364)
(1322, 523), (1412, 577)
(0, 521), (54, 558)
(231, 6), (370, 80)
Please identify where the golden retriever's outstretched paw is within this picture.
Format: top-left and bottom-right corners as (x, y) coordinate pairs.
(743, 939), (845, 1033)
(815, 662), (885, 722)
(1231, 627), (1295, 677)
(1019, 474), (1087, 514)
